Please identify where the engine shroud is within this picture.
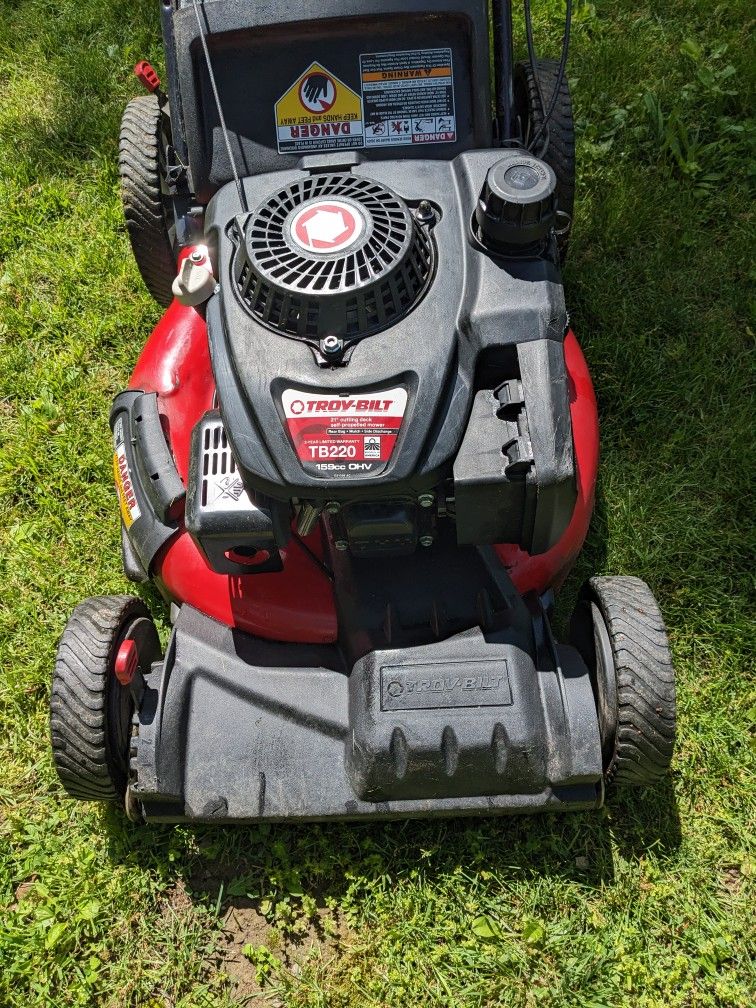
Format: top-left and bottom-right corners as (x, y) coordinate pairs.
(232, 174), (434, 346)
(193, 152), (581, 565)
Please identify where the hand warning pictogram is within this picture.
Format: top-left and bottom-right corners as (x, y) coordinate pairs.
(299, 71), (336, 113)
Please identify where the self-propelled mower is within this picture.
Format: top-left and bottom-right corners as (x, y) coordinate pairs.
(50, 0), (676, 824)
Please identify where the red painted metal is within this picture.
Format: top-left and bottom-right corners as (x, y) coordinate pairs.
(128, 283), (596, 642)
(129, 297), (215, 482)
(495, 329), (599, 595)
(155, 529), (337, 644)
(129, 266), (337, 644)
(115, 639), (138, 686)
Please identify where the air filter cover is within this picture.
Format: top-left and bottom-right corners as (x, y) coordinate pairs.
(232, 174), (434, 345)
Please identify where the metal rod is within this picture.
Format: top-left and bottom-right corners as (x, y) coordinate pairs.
(491, 0), (515, 142)
(190, 0), (249, 212)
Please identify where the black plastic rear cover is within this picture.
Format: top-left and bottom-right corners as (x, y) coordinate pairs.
(165, 0), (493, 200)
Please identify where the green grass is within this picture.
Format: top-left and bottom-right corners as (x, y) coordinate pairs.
(0, 1), (754, 1005)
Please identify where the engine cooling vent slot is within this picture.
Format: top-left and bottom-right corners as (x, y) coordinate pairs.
(231, 174), (434, 344)
(199, 417), (252, 512)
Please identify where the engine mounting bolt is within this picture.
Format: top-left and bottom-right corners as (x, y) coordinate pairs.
(419, 535), (434, 547)
(334, 539), (349, 551)
(415, 200), (434, 223)
(189, 249), (205, 263)
(418, 494), (435, 508)
(325, 501), (341, 514)
(321, 335), (343, 355)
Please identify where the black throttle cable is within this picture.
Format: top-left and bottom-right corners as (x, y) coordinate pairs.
(190, 0), (249, 213)
(523, 0), (573, 157)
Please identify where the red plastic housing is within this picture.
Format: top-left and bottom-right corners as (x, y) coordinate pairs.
(134, 60), (161, 94)
(114, 639), (138, 686)
(128, 280), (598, 644)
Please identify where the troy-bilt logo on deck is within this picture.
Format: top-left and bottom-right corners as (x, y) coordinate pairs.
(290, 201), (364, 253)
(380, 660), (513, 711)
(288, 396), (393, 414)
(281, 388), (408, 477)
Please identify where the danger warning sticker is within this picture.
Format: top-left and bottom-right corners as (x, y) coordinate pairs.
(281, 388), (407, 478)
(113, 417), (141, 529)
(275, 62), (364, 154)
(360, 48), (457, 147)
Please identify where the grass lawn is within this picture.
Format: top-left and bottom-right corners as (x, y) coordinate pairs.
(0, 1), (754, 1005)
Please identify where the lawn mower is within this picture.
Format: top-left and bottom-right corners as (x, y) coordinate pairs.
(50, 0), (676, 824)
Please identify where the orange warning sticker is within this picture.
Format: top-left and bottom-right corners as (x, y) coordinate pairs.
(274, 62), (364, 154)
(113, 417), (141, 529)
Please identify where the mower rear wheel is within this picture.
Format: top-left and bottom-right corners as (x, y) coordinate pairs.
(570, 577), (676, 789)
(50, 596), (161, 802)
(514, 58), (575, 260)
(119, 95), (178, 307)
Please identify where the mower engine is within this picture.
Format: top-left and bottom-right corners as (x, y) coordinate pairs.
(167, 151), (576, 571)
(50, 0), (676, 826)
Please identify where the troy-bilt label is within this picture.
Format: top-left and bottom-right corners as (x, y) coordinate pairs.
(360, 48), (457, 147)
(113, 416), (141, 529)
(290, 200), (365, 253)
(281, 388), (407, 477)
(275, 62), (364, 154)
(380, 660), (512, 712)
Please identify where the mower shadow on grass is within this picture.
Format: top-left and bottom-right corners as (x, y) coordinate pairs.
(97, 780), (681, 984)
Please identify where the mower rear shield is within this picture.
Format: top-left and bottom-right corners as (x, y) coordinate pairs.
(130, 605), (603, 823)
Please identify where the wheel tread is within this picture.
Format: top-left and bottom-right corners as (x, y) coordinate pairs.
(119, 95), (177, 306)
(49, 596), (150, 803)
(515, 58), (575, 262)
(573, 576), (677, 790)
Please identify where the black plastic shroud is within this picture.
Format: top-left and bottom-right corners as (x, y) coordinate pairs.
(204, 152), (576, 556)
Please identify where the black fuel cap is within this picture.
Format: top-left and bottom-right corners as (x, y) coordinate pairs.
(476, 153), (557, 247)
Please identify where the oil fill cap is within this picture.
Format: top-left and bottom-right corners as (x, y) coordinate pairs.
(476, 152), (557, 247)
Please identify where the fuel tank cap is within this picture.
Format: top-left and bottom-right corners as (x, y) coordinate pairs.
(476, 152), (557, 248)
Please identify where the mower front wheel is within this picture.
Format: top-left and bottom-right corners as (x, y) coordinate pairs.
(570, 576), (676, 790)
(50, 596), (161, 803)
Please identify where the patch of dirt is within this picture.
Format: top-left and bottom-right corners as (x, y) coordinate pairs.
(719, 866), (743, 895)
(161, 877), (194, 916)
(10, 875), (38, 910)
(211, 898), (351, 1006)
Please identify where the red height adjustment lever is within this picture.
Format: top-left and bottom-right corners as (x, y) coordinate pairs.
(134, 60), (161, 94)
(115, 639), (139, 687)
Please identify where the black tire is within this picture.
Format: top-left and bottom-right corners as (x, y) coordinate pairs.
(50, 596), (160, 802)
(570, 576), (676, 789)
(514, 58), (575, 259)
(119, 95), (177, 307)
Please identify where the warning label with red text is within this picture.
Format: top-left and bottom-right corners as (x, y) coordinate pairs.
(275, 62), (364, 154)
(360, 48), (456, 147)
(113, 416), (141, 528)
(281, 388), (408, 478)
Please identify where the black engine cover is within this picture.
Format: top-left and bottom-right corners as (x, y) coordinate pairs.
(203, 150), (576, 555)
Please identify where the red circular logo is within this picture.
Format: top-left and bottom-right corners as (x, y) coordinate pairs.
(298, 70), (336, 113)
(290, 201), (365, 253)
